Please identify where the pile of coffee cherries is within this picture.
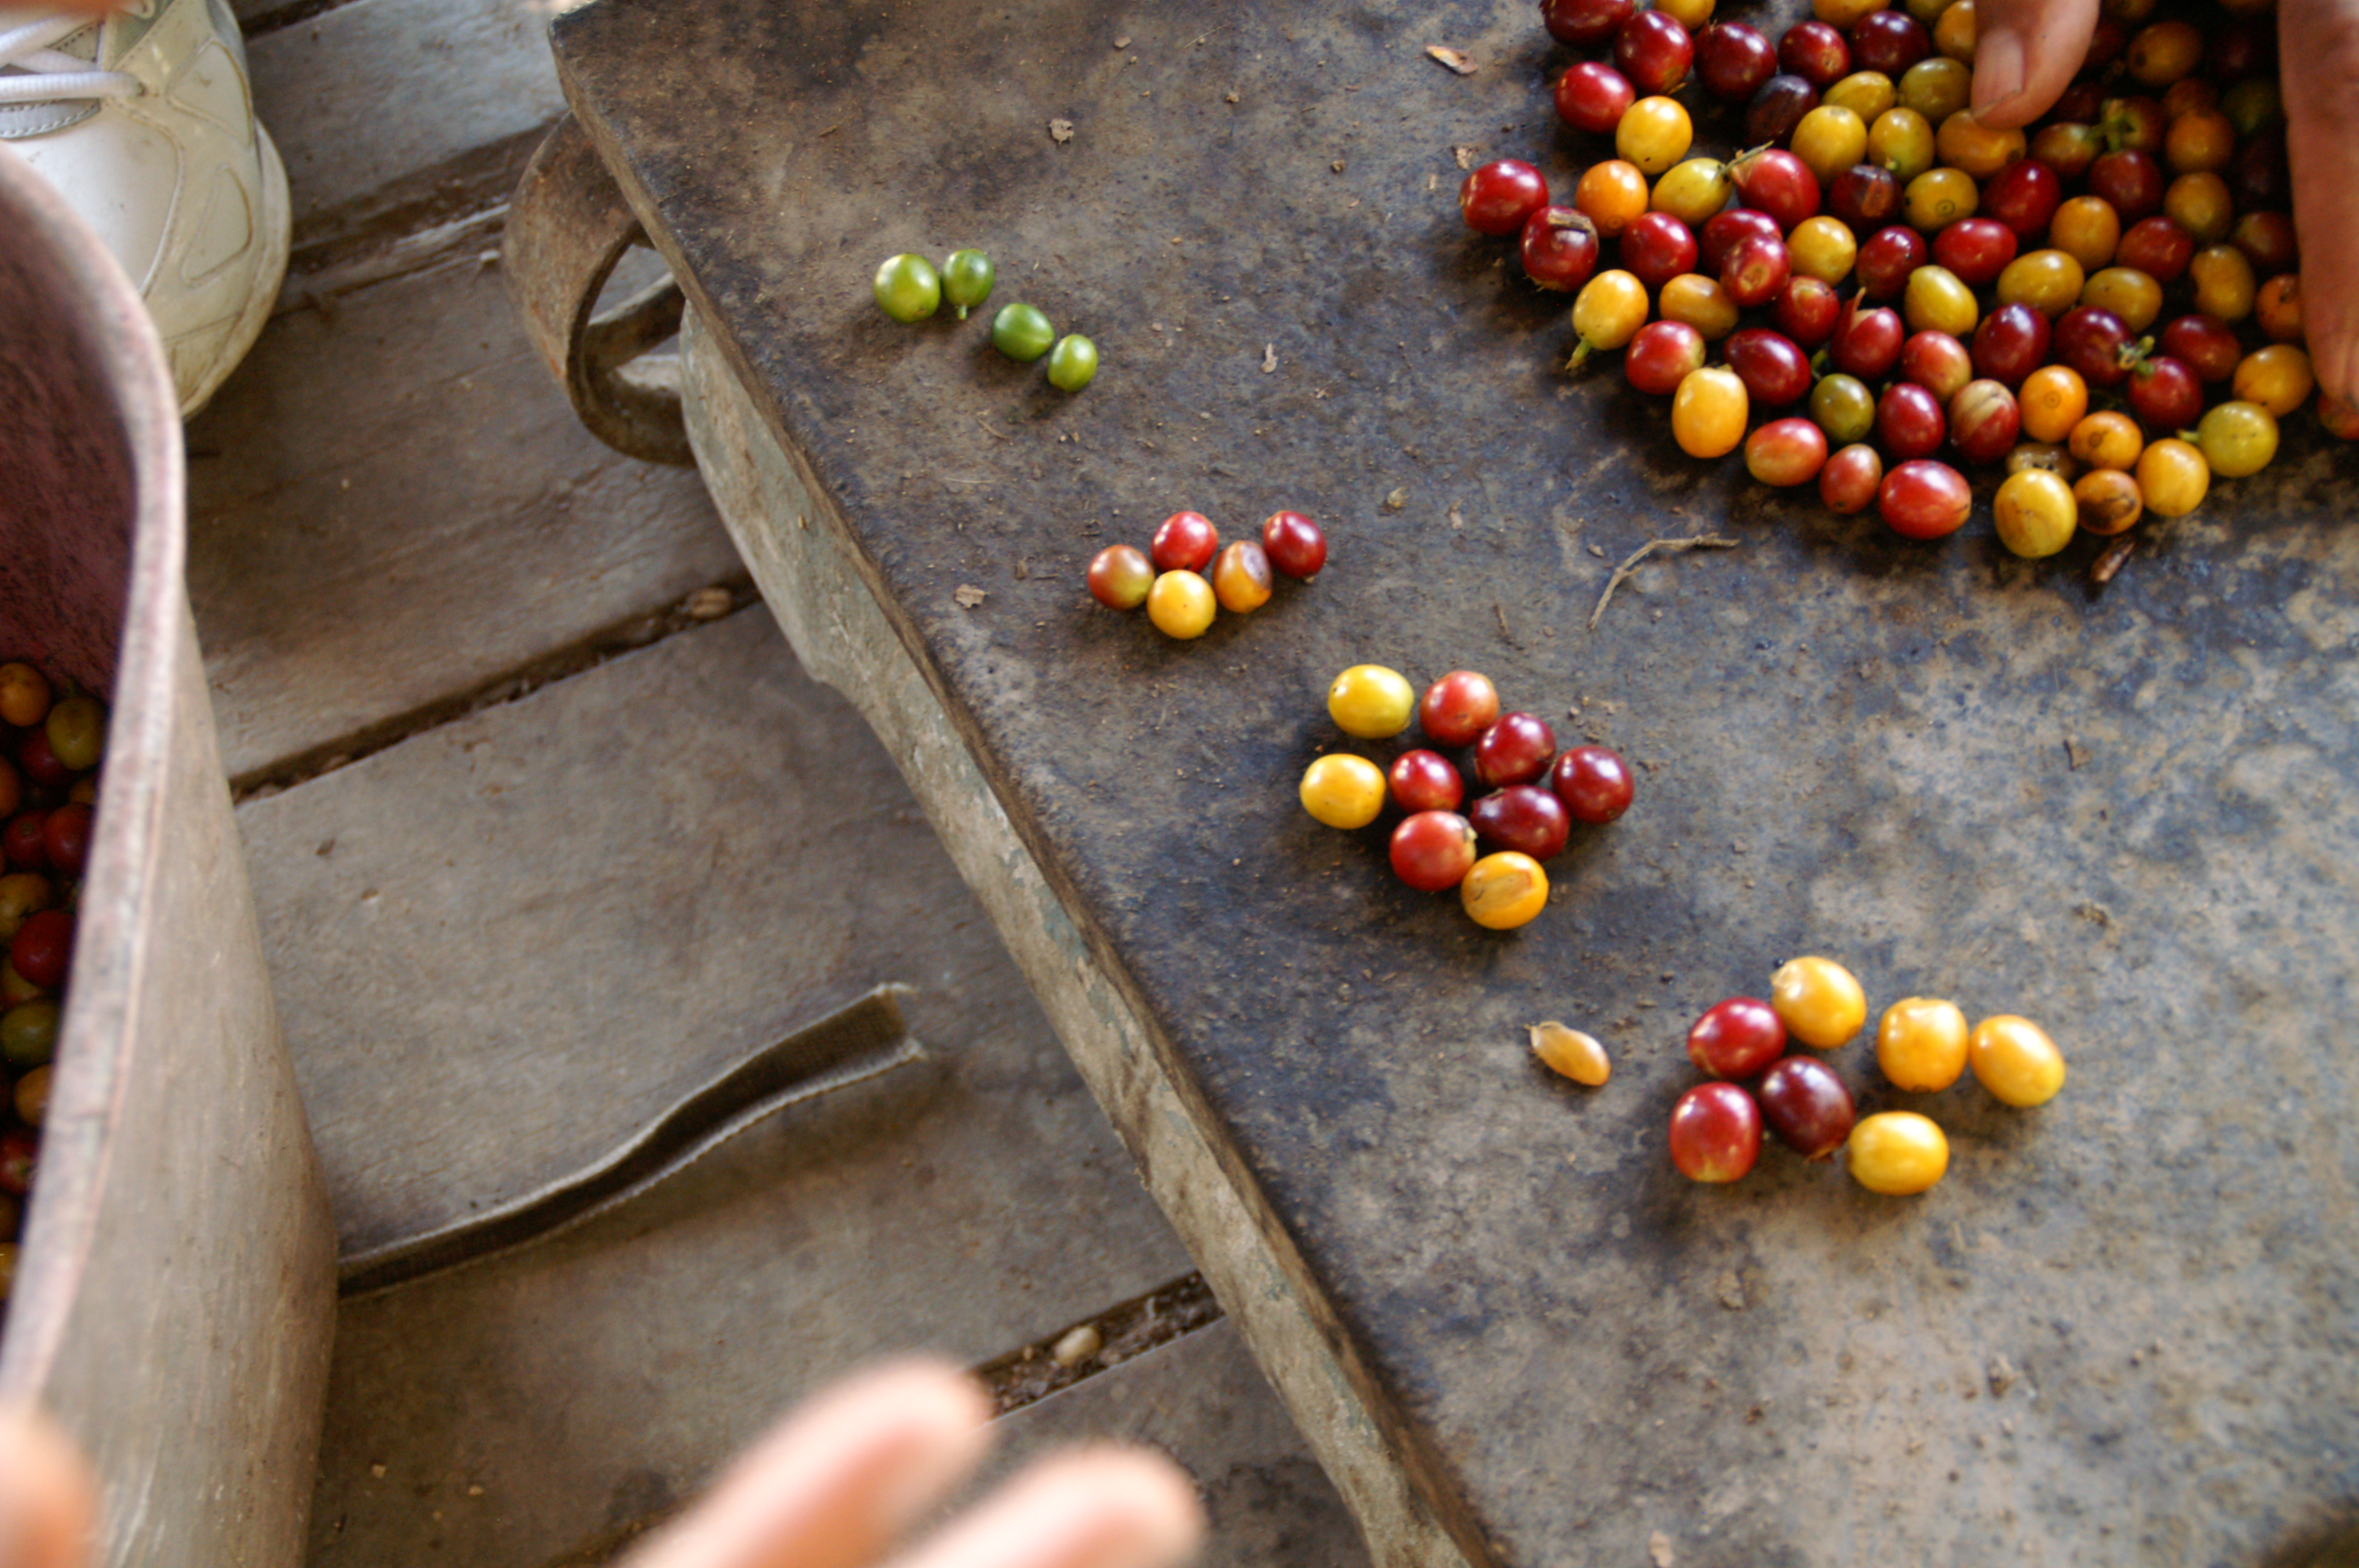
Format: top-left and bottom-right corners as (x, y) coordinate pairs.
(1087, 510), (1328, 638)
(1459, 0), (2326, 556)
(1297, 665), (1634, 930)
(1655, 955), (2065, 1193)
(0, 661), (105, 1305)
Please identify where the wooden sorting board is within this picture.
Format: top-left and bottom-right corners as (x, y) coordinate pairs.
(551, 2), (2359, 1561)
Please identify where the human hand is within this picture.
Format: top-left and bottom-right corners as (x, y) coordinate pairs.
(0, 1408), (94, 1568)
(1, 1363), (1202, 1568)
(1968, 0), (2359, 414)
(624, 1362), (1203, 1568)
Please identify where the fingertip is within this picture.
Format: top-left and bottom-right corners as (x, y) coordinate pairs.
(1971, 26), (2030, 124)
(1965, 0), (2099, 128)
(0, 1408), (96, 1568)
(2310, 334), (2355, 407)
(2317, 392), (2359, 441)
(765, 1359), (995, 1529)
(634, 1360), (996, 1568)
(1051, 1447), (1207, 1566)
(775, 1358), (992, 1447)
(2279, 2), (2359, 408)
(831, 1359), (994, 1439)
(899, 1446), (1206, 1568)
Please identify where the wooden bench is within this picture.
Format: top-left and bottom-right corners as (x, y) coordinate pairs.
(528, 1), (2359, 1562)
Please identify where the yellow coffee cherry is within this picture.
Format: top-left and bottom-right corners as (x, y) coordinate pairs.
(1616, 96), (1694, 176)
(1868, 106), (1937, 182)
(2194, 400), (2279, 479)
(1462, 852), (1547, 930)
(1899, 56), (1972, 122)
(1770, 956), (1868, 1049)
(1903, 263), (1979, 337)
(1146, 571), (1216, 638)
(1877, 996), (1969, 1091)
(1299, 753), (1387, 829)
(1935, 108), (2024, 179)
(1659, 274), (1739, 339)
(1993, 467), (2078, 559)
(1848, 1112), (1950, 1195)
(1325, 664), (1416, 739)
(1651, 158), (1734, 225)
(1792, 105), (1869, 186)
(1824, 71), (1896, 124)
(1788, 216), (1859, 285)
(2137, 437), (2210, 517)
(1968, 1015), (2066, 1106)
(1671, 365), (1748, 458)
(2234, 344), (2314, 418)
(1903, 166), (1979, 232)
(2190, 244), (2257, 321)
(1932, 0), (1976, 60)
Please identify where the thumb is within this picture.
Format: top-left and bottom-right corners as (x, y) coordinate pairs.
(0, 1409), (95, 1568)
(2281, 0), (2359, 405)
(1968, 0), (2102, 129)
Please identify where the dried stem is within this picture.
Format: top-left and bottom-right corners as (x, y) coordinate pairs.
(1588, 534), (1739, 630)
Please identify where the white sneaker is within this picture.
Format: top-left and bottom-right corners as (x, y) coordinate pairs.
(0, 0), (289, 415)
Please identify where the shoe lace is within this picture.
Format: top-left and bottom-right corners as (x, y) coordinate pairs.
(0, 14), (141, 107)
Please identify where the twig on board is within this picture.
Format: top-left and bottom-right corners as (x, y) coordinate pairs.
(1588, 534), (1739, 630)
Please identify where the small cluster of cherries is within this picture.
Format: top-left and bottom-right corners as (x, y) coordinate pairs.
(0, 660), (105, 1304)
(1656, 956), (2065, 1194)
(1459, 0), (2330, 559)
(1298, 665), (1634, 931)
(1086, 510), (1329, 639)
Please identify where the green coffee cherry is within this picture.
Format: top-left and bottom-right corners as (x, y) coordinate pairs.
(942, 249), (995, 318)
(1047, 333), (1099, 391)
(990, 303), (1056, 362)
(873, 253), (941, 323)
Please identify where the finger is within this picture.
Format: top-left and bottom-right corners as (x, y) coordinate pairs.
(1968, 0), (2102, 129)
(625, 1361), (992, 1568)
(2281, 0), (2359, 403)
(884, 1449), (1204, 1568)
(0, 1408), (96, 1568)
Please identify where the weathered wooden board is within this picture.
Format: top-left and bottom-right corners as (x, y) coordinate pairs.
(256, 607), (1194, 1565)
(246, 0), (569, 234)
(974, 1321), (1370, 1568)
(554, 2), (2359, 1564)
(236, 607), (1184, 1272)
(184, 259), (739, 785)
(307, 1107), (1191, 1568)
(680, 311), (1465, 1568)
